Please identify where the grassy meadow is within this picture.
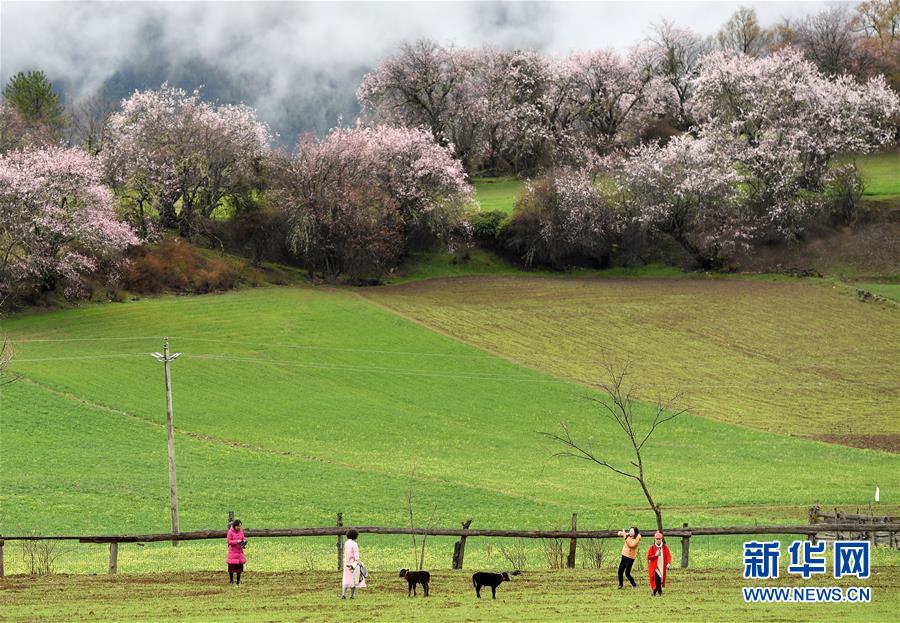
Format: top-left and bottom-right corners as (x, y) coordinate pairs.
(1, 285), (898, 577)
(845, 150), (900, 199)
(2, 568), (899, 623)
(363, 276), (899, 442)
(860, 283), (900, 302)
(0, 153), (897, 621)
(472, 176), (526, 213)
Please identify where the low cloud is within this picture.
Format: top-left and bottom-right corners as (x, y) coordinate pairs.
(0, 1), (827, 142)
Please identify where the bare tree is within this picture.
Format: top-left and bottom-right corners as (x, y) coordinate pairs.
(857, 0), (900, 45)
(66, 87), (116, 155)
(856, 0), (900, 89)
(645, 20), (713, 129)
(405, 466), (439, 571)
(0, 335), (16, 386)
(543, 364), (688, 532)
(796, 6), (869, 77)
(717, 6), (770, 56)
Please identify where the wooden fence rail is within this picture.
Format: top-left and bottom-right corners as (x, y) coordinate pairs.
(4, 522), (898, 543)
(2, 522), (897, 577)
(809, 505), (899, 548)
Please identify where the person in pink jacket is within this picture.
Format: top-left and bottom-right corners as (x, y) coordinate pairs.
(227, 519), (247, 585)
(341, 529), (366, 599)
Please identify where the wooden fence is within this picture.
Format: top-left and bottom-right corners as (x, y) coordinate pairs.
(2, 513), (898, 577)
(809, 505), (899, 548)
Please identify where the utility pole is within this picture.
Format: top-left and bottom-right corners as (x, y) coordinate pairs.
(152, 338), (182, 546)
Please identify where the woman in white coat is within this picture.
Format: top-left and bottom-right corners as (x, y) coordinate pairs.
(341, 529), (367, 599)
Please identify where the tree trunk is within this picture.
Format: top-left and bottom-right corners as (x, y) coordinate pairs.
(637, 477), (664, 532)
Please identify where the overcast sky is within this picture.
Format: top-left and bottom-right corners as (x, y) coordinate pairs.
(0, 1), (846, 139)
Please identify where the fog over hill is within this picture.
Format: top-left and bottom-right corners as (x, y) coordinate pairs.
(1, 1), (828, 145)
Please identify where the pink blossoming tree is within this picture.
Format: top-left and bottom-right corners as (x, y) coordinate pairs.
(692, 47), (899, 238)
(103, 84), (272, 239)
(0, 146), (138, 301)
(505, 166), (621, 268)
(273, 125), (472, 281)
(618, 136), (748, 269)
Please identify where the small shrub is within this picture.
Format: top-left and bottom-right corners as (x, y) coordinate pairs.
(581, 539), (607, 569)
(19, 536), (66, 575)
(122, 237), (245, 294)
(467, 210), (509, 244)
(497, 539), (529, 569)
(541, 538), (567, 569)
(823, 164), (864, 227)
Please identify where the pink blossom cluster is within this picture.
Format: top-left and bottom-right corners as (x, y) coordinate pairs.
(359, 41), (681, 173)
(691, 47), (898, 238)
(273, 124), (472, 279)
(618, 136), (750, 267)
(693, 48), (899, 165)
(0, 146), (138, 299)
(103, 84), (273, 235)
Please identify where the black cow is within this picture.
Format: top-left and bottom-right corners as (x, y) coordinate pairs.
(399, 568), (430, 596)
(472, 571), (510, 599)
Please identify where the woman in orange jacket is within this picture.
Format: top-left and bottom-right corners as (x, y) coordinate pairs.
(616, 527), (641, 588)
(647, 531), (673, 596)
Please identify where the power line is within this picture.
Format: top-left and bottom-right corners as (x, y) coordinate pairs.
(10, 351), (563, 384)
(11, 336), (163, 343)
(8, 334), (492, 359)
(9, 352), (872, 389)
(14, 353), (151, 362)
(190, 354), (562, 383)
(171, 336), (491, 359)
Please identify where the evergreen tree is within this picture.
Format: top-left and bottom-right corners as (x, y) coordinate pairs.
(3, 70), (65, 131)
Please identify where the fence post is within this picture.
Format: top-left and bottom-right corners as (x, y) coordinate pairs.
(567, 513), (577, 569)
(808, 505), (820, 524)
(0, 535), (4, 577)
(108, 542), (118, 575)
(228, 510), (234, 528)
(453, 519), (473, 569)
(680, 523), (690, 569)
(336, 513), (344, 572)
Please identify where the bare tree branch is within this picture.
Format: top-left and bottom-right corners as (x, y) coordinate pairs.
(0, 336), (17, 386)
(544, 362), (688, 532)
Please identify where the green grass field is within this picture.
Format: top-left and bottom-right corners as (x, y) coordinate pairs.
(473, 176), (526, 213)
(0, 153), (897, 618)
(2, 285), (898, 578)
(848, 151), (900, 198)
(859, 283), (900, 302)
(2, 568), (898, 623)
(363, 276), (900, 443)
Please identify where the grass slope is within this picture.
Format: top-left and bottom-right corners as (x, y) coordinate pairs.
(859, 283), (900, 302)
(472, 176), (526, 213)
(1, 568), (899, 623)
(849, 151), (900, 198)
(2, 286), (898, 577)
(362, 276), (900, 443)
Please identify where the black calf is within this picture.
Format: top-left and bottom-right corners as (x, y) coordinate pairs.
(399, 569), (430, 596)
(472, 571), (510, 599)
